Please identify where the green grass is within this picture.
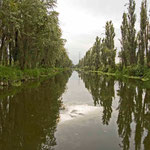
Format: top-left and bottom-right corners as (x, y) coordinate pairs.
(78, 65), (150, 82)
(0, 66), (65, 86)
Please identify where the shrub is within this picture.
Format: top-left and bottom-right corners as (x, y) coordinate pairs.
(143, 69), (150, 79)
(125, 65), (147, 77)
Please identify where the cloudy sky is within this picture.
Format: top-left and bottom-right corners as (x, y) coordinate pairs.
(57, 0), (146, 64)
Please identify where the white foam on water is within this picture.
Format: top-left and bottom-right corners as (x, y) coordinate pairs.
(60, 105), (99, 123)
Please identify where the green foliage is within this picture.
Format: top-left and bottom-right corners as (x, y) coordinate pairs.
(78, 21), (116, 71)
(0, 66), (23, 81)
(127, 0), (137, 65)
(0, 66), (65, 86)
(108, 67), (116, 73)
(0, 0), (72, 69)
(105, 21), (115, 50)
(114, 65), (150, 81)
(78, 0), (150, 81)
(138, 0), (148, 66)
(119, 13), (129, 67)
(124, 65), (146, 77)
(143, 69), (150, 80)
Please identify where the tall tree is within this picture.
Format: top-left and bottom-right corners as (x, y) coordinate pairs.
(127, 0), (137, 65)
(93, 36), (101, 70)
(105, 21), (115, 50)
(0, 0), (72, 69)
(138, 0), (147, 66)
(105, 21), (116, 68)
(119, 13), (129, 67)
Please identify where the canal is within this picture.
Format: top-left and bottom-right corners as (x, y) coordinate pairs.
(0, 71), (150, 150)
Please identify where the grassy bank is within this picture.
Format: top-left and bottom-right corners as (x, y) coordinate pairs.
(76, 66), (150, 82)
(0, 66), (66, 87)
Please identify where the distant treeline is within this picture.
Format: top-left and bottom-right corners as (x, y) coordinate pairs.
(0, 0), (72, 69)
(78, 0), (150, 74)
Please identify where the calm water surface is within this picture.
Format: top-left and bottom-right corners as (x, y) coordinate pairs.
(0, 71), (150, 150)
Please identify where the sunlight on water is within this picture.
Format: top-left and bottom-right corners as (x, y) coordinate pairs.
(60, 104), (100, 123)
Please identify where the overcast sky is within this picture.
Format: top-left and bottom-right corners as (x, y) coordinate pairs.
(57, 0), (148, 64)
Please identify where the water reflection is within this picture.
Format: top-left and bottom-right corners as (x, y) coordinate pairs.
(79, 72), (115, 125)
(1, 71), (150, 150)
(0, 71), (71, 150)
(79, 72), (150, 150)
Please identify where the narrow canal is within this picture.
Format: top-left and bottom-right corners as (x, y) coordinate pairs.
(0, 71), (150, 150)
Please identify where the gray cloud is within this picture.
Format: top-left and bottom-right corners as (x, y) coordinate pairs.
(57, 0), (149, 64)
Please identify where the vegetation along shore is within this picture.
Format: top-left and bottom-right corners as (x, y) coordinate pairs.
(0, 0), (72, 86)
(0, 66), (70, 87)
(77, 0), (150, 81)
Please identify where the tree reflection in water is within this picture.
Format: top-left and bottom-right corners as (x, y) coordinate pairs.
(0, 71), (72, 150)
(79, 72), (114, 125)
(79, 71), (150, 150)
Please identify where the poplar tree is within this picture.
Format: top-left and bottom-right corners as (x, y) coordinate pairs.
(127, 0), (137, 65)
(93, 36), (101, 70)
(119, 13), (129, 67)
(105, 21), (115, 50)
(105, 21), (116, 68)
(78, 0), (150, 72)
(138, 0), (147, 66)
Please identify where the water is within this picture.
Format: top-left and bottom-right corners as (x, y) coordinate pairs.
(0, 71), (150, 150)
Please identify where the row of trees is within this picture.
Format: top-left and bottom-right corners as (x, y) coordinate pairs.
(78, 21), (116, 71)
(119, 0), (149, 67)
(0, 0), (72, 69)
(78, 0), (150, 71)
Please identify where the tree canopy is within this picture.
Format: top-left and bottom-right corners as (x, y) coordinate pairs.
(0, 0), (72, 69)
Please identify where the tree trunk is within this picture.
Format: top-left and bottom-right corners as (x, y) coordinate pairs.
(13, 30), (18, 63)
(0, 35), (5, 65)
(9, 41), (12, 66)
